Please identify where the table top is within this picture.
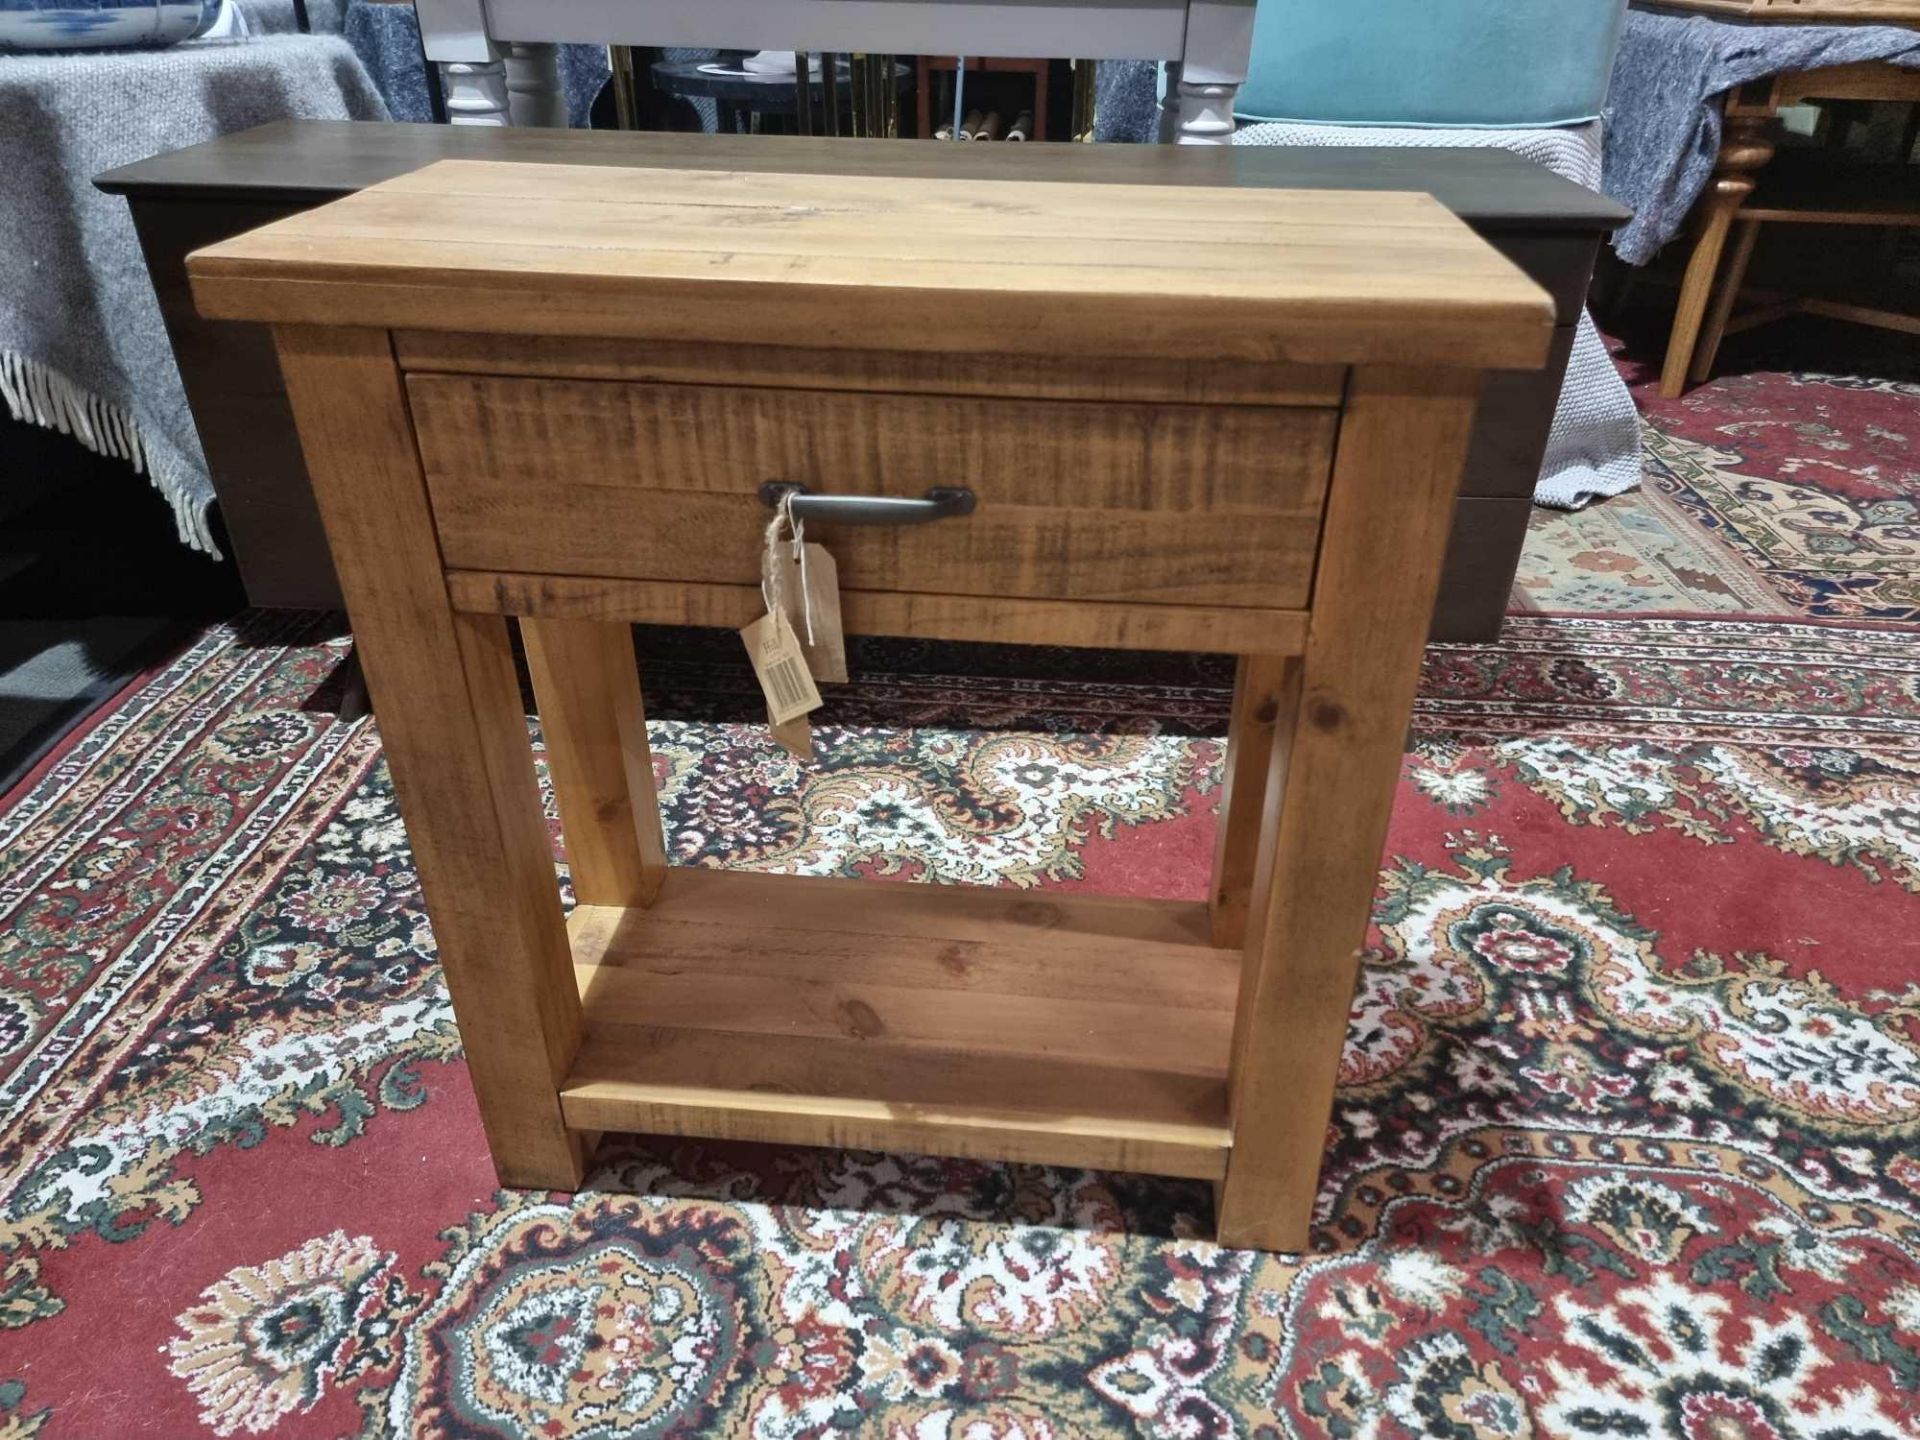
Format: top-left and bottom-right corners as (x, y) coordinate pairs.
(101, 121), (1629, 234)
(186, 158), (1555, 368)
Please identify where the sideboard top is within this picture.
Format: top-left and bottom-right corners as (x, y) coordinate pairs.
(187, 158), (1555, 368)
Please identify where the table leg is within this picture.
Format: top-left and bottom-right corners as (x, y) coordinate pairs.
(418, 0), (511, 126)
(1216, 368), (1478, 1253)
(609, 45), (639, 129)
(1691, 216), (1762, 386)
(438, 59), (511, 125)
(1071, 57), (1097, 142)
(1660, 115), (1775, 398)
(1165, 0), (1255, 144)
(523, 618), (669, 909)
(1209, 654), (1298, 950)
(276, 327), (583, 1189)
(504, 41), (567, 127)
(798, 51), (819, 136)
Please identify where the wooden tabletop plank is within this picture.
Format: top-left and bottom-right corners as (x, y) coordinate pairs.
(188, 159), (1554, 367)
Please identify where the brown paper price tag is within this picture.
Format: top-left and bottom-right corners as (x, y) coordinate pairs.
(777, 542), (848, 685)
(741, 608), (821, 725)
(744, 488), (833, 760)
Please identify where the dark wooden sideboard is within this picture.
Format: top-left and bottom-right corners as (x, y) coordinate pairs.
(99, 121), (1626, 639)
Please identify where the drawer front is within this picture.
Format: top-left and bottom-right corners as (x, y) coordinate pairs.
(409, 375), (1337, 608)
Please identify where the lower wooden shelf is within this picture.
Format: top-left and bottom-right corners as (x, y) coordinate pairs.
(561, 868), (1238, 1179)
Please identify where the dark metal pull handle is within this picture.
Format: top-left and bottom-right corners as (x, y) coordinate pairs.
(759, 480), (977, 527)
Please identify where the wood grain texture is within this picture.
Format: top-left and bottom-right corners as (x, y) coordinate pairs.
(273, 325), (583, 1189)
(411, 375), (1332, 607)
(1660, 0), (1920, 19)
(1209, 654), (1299, 950)
(1215, 367), (1481, 1253)
(188, 160), (1556, 368)
(410, 374), (1337, 514)
(398, 331), (1345, 406)
(521, 618), (667, 908)
(560, 870), (1235, 1179)
(447, 571), (1312, 656)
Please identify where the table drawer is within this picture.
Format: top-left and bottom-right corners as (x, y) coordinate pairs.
(408, 375), (1337, 609)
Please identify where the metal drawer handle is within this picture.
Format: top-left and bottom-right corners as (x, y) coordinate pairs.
(759, 480), (977, 527)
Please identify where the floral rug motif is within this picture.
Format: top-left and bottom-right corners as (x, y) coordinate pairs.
(3, 612), (1919, 1438)
(1516, 331), (1919, 622)
(1640, 376), (1920, 620)
(1510, 485), (1792, 619)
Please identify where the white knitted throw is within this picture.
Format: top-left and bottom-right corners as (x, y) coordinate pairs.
(0, 35), (386, 554)
(1234, 119), (1640, 508)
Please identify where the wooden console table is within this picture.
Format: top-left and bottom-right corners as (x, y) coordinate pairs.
(412, 0), (1254, 143)
(189, 162), (1549, 1251)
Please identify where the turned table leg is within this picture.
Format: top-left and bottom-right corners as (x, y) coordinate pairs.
(1163, 0), (1255, 144)
(1216, 369), (1479, 1252)
(1661, 113), (1776, 398)
(276, 327), (583, 1188)
(419, 0), (512, 126)
(438, 59), (511, 125)
(503, 41), (568, 127)
(523, 617), (669, 909)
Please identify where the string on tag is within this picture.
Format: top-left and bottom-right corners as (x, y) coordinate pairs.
(761, 489), (817, 645)
(761, 488), (796, 618)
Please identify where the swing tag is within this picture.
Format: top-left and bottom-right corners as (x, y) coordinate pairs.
(767, 711), (815, 760)
(777, 542), (848, 685)
(741, 607), (821, 727)
(744, 487), (825, 759)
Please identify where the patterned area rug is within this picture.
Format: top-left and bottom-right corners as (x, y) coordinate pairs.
(4, 613), (1920, 1438)
(1635, 369), (1920, 621)
(1516, 331), (1920, 621)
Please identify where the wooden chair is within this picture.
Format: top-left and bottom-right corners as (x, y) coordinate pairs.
(1654, 7), (1920, 394)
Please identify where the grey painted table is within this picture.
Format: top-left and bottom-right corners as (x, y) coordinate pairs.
(411, 0), (1254, 141)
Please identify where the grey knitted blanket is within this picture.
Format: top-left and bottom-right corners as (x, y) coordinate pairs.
(1604, 8), (1920, 264)
(0, 35), (386, 554)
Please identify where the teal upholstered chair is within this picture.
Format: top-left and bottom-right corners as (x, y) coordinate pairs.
(1229, 0), (1639, 517)
(1235, 0), (1627, 129)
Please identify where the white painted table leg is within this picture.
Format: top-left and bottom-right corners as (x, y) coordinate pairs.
(1169, 71), (1239, 144)
(1167, 0), (1254, 145)
(505, 41), (568, 127)
(439, 59), (512, 125)
(416, 0), (511, 126)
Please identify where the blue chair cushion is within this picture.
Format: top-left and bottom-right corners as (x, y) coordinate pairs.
(1234, 0), (1626, 129)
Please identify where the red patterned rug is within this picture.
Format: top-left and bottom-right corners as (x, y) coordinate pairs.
(3, 613), (1919, 1438)
(1623, 326), (1920, 622)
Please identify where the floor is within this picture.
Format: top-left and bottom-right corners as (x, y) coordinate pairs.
(2, 319), (1917, 1438)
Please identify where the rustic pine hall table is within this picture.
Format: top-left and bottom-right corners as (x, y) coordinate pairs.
(187, 159), (1551, 1252)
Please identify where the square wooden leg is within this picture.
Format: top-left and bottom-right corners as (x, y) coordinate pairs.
(1216, 368), (1479, 1252)
(523, 617), (669, 908)
(1209, 654), (1299, 950)
(276, 326), (584, 1190)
